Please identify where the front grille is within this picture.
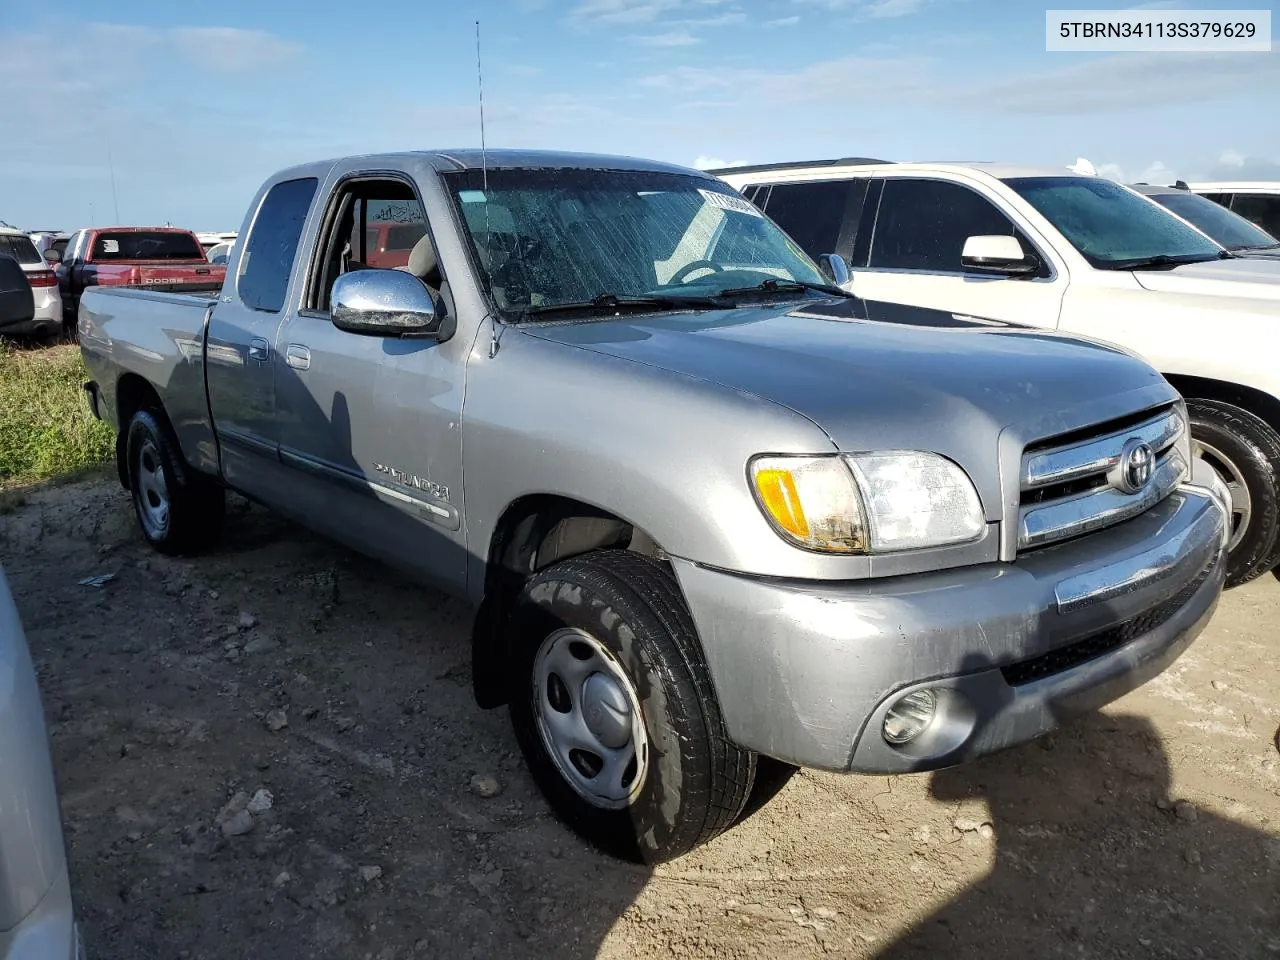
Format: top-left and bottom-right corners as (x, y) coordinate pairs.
(1001, 558), (1213, 687)
(1018, 405), (1188, 551)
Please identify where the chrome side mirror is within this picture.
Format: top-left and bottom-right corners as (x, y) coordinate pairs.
(331, 269), (441, 338)
(818, 253), (850, 286)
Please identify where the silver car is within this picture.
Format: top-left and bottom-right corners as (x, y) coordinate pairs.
(0, 228), (63, 337)
(0, 567), (83, 959)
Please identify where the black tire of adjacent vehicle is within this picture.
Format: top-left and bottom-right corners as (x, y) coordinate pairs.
(1187, 399), (1280, 587)
(508, 550), (757, 864)
(125, 408), (225, 555)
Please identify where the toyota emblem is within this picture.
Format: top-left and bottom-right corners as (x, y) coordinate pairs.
(1118, 438), (1154, 494)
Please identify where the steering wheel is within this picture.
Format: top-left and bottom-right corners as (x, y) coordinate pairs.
(669, 260), (725, 284)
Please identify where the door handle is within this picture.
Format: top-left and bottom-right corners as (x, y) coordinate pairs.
(247, 338), (269, 362)
(286, 344), (311, 370)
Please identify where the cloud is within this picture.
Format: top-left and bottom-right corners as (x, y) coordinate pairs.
(765, 15), (801, 26)
(793, 0), (928, 16)
(1135, 160), (1177, 184)
(676, 11), (746, 26)
(1205, 152), (1280, 180)
(693, 156), (747, 169)
(640, 54), (933, 105)
(972, 50), (1280, 115)
(567, 0), (681, 27)
(631, 29), (701, 46)
(169, 27), (300, 73)
(1095, 162), (1127, 181)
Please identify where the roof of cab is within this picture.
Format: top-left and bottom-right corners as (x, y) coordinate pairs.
(716, 159), (1097, 184)
(271, 149), (708, 184)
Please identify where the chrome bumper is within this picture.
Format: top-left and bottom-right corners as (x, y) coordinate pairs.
(673, 485), (1227, 773)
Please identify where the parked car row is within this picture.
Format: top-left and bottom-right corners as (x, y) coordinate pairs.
(78, 148), (1236, 866)
(714, 159), (1280, 587)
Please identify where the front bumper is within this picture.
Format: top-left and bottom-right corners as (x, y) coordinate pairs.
(672, 483), (1227, 773)
(0, 870), (81, 960)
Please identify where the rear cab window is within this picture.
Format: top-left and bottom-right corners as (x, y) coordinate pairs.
(238, 177), (320, 313)
(89, 232), (204, 261)
(1230, 194), (1280, 239)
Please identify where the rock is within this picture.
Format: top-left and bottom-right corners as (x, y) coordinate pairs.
(273, 871), (291, 888)
(911, 826), (932, 844)
(238, 611), (258, 630)
(812, 906), (838, 921)
(1174, 800), (1199, 823)
(302, 706), (320, 720)
(359, 865), (383, 883)
(217, 791), (250, 824)
(977, 823), (995, 840)
(335, 716), (356, 734)
(209, 590), (220, 600)
(243, 632), (280, 655)
(1211, 680), (1228, 692)
(953, 816), (985, 833)
(221, 810), (255, 838)
(127, 830), (142, 842)
(470, 774), (503, 799)
(116, 805), (141, 825)
(225, 648), (241, 662)
(264, 709), (288, 732)
(247, 789), (274, 815)
(1185, 849), (1202, 865)
(1156, 797), (1174, 811)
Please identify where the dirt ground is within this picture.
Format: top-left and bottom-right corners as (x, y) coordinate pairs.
(2, 474), (1277, 960)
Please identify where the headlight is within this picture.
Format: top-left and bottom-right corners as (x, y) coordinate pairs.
(750, 452), (985, 554)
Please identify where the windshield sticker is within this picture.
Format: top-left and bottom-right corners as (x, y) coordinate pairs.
(102, 238), (119, 253)
(699, 189), (763, 217)
(459, 190), (487, 203)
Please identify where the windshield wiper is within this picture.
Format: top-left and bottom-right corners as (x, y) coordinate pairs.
(1234, 241), (1280, 252)
(522, 292), (726, 320)
(714, 278), (857, 300)
(1101, 250), (1235, 271)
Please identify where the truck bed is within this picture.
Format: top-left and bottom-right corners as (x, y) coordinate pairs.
(78, 286), (221, 477)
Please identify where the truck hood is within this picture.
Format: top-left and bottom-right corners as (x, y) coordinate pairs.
(523, 296), (1169, 497)
(1133, 256), (1280, 300)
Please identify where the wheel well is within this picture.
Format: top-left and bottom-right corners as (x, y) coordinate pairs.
(113, 374), (165, 490)
(470, 495), (664, 709)
(1164, 374), (1280, 437)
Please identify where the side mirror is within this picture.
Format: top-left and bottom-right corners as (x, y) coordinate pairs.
(42, 248), (62, 264)
(960, 235), (1038, 276)
(331, 269), (441, 338)
(818, 253), (850, 286)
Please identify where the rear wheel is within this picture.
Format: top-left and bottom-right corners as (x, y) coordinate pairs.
(126, 409), (224, 555)
(1187, 399), (1280, 586)
(509, 550), (756, 863)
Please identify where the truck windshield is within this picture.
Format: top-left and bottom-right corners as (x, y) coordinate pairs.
(443, 168), (826, 318)
(91, 231), (204, 261)
(1149, 191), (1279, 251)
(1004, 176), (1225, 269)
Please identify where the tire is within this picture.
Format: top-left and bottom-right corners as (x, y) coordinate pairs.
(125, 408), (224, 555)
(1186, 399), (1280, 587)
(508, 550), (756, 863)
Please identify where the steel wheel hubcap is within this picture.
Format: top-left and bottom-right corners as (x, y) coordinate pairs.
(531, 627), (648, 810)
(135, 439), (170, 537)
(1195, 439), (1251, 553)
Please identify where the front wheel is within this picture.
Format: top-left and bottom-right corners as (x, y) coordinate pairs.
(508, 550), (756, 863)
(1187, 399), (1280, 586)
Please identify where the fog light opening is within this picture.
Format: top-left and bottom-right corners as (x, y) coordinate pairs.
(883, 689), (938, 745)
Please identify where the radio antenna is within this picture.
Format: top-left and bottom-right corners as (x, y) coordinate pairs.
(106, 137), (121, 223)
(476, 20), (488, 191)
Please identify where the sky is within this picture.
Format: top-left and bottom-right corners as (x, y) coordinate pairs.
(2, 0), (1277, 231)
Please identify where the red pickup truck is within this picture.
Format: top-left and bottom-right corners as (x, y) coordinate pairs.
(50, 227), (226, 323)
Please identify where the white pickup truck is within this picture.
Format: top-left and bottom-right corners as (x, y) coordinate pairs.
(717, 160), (1280, 586)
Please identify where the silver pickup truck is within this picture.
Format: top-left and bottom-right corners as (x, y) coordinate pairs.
(80, 149), (1231, 863)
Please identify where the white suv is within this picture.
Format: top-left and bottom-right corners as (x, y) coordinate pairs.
(0, 227), (62, 337)
(1187, 182), (1280, 241)
(716, 159), (1280, 586)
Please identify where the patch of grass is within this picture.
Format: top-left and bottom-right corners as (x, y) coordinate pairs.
(0, 342), (115, 487)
